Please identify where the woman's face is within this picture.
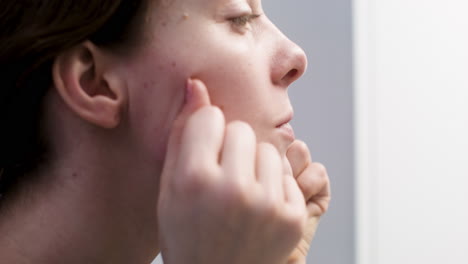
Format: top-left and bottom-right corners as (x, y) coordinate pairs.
(117, 0), (307, 161)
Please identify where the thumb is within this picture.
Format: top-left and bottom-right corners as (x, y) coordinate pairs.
(163, 79), (212, 169)
(286, 140), (311, 179)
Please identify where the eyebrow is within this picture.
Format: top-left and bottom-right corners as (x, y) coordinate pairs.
(214, 0), (252, 19)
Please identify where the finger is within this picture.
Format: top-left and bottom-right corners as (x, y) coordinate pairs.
(286, 140), (312, 179)
(296, 162), (329, 200)
(296, 162), (331, 215)
(178, 106), (225, 172)
(282, 155), (293, 178)
(307, 195), (331, 217)
(221, 121), (256, 183)
(282, 172), (306, 217)
(164, 79), (212, 169)
(256, 143), (284, 201)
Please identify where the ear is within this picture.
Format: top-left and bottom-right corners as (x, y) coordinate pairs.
(52, 41), (126, 129)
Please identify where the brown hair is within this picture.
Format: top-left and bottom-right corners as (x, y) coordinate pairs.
(0, 0), (146, 195)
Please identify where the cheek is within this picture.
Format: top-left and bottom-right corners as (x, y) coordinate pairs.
(187, 47), (289, 152)
(192, 52), (270, 121)
(123, 57), (188, 162)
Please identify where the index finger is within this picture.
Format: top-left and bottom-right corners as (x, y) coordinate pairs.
(178, 106), (225, 171)
(164, 79), (212, 168)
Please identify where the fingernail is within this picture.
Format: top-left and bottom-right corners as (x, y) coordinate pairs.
(184, 78), (193, 104)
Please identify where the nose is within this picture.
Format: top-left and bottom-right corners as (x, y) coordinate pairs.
(270, 31), (308, 88)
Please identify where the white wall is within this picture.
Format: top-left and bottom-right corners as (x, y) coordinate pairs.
(354, 1), (468, 264)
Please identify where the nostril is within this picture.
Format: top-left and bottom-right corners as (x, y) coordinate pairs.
(283, 69), (298, 81)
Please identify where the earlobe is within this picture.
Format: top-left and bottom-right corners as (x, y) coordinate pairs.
(52, 41), (126, 129)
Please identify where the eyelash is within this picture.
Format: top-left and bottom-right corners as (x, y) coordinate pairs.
(229, 14), (261, 27)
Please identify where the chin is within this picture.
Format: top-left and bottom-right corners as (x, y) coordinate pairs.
(273, 128), (296, 155)
(262, 136), (292, 158)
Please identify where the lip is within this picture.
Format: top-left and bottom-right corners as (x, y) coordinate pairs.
(275, 111), (294, 128)
(277, 122), (295, 141)
(275, 111), (295, 141)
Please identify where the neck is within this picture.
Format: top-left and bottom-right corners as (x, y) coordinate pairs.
(0, 145), (162, 264)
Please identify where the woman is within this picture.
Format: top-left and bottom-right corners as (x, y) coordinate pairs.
(0, 0), (331, 263)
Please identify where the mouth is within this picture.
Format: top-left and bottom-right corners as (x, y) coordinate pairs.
(275, 111), (295, 141)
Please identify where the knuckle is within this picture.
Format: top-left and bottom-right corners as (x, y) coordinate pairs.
(184, 159), (210, 175)
(312, 162), (328, 178)
(227, 120), (253, 133)
(226, 121), (256, 142)
(220, 183), (258, 214)
(175, 179), (204, 196)
(189, 162), (216, 180)
(258, 142), (274, 151)
(258, 195), (281, 218)
(284, 208), (306, 232)
(226, 179), (249, 200)
(177, 162), (216, 193)
(295, 140), (309, 154)
(229, 187), (252, 209)
(258, 142), (280, 157)
(296, 176), (311, 195)
(317, 196), (332, 213)
(287, 140), (309, 157)
(195, 106), (225, 124)
(272, 207), (306, 242)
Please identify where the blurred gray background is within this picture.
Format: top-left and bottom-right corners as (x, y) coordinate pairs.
(265, 1), (354, 263)
(154, 1), (354, 263)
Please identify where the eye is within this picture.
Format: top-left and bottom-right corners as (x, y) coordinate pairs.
(229, 14), (261, 27)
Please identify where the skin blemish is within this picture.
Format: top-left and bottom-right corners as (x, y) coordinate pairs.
(172, 62), (177, 67)
(182, 12), (189, 20)
(161, 21), (167, 27)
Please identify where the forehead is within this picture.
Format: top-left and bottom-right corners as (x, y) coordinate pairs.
(138, 0), (262, 36)
(150, 0), (259, 12)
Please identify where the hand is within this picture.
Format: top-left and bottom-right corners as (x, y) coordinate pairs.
(157, 79), (307, 264)
(285, 141), (331, 264)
